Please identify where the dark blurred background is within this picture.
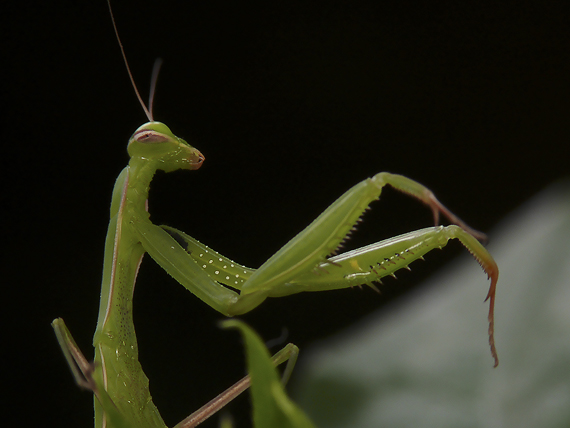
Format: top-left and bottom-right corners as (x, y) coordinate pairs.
(4, 1), (568, 426)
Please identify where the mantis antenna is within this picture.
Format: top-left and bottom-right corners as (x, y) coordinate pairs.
(107, 0), (161, 122)
(148, 58), (163, 118)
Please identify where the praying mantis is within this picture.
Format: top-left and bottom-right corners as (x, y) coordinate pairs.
(52, 2), (499, 427)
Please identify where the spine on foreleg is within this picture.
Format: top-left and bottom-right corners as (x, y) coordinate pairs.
(291, 227), (446, 291)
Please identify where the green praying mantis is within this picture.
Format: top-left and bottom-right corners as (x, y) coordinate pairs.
(52, 2), (499, 427)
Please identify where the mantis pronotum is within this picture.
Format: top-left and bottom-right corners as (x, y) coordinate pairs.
(52, 2), (499, 427)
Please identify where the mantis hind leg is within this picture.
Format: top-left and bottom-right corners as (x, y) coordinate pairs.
(173, 327), (300, 428)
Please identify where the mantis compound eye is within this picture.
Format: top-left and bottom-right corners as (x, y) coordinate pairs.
(133, 130), (169, 143)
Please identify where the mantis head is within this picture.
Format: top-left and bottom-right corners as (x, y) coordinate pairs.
(127, 121), (205, 173)
(107, 2), (204, 174)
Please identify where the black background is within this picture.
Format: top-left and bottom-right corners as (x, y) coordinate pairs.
(5, 1), (568, 427)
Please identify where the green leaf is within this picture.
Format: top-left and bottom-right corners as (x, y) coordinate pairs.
(222, 320), (316, 428)
(293, 180), (570, 428)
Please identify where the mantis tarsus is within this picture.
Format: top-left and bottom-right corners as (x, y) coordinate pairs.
(53, 2), (499, 427)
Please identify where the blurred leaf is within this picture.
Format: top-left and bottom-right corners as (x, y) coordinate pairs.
(292, 180), (570, 428)
(223, 320), (316, 428)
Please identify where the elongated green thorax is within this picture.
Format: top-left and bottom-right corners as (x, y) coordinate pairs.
(92, 122), (204, 428)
